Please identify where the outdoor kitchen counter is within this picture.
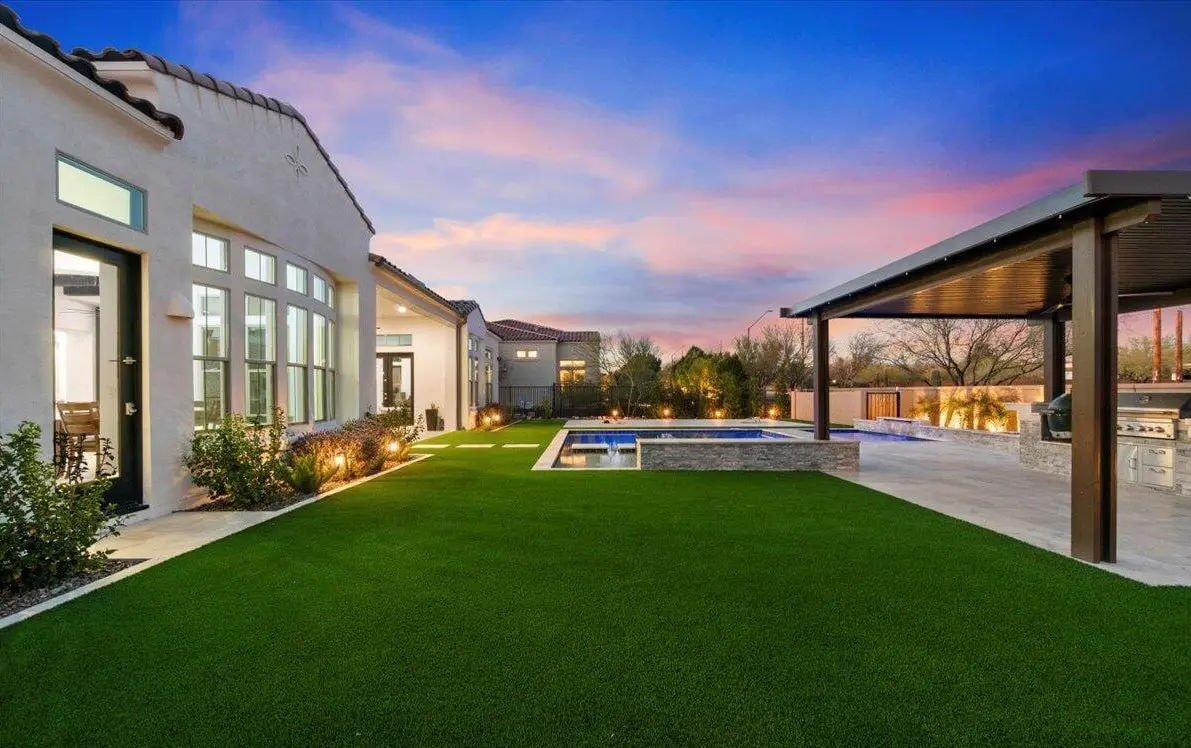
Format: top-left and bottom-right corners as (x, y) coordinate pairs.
(1015, 402), (1191, 496)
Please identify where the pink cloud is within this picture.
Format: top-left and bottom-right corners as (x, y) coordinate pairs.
(374, 213), (621, 253)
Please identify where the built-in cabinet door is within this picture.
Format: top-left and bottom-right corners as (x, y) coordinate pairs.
(1118, 444), (1139, 485)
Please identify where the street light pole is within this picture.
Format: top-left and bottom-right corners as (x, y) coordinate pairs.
(747, 309), (774, 340)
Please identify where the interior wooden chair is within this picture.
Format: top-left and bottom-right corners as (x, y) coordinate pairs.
(56, 401), (101, 457)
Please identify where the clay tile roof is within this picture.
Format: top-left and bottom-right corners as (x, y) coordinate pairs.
(449, 300), (481, 316)
(488, 319), (599, 343)
(71, 46), (375, 235)
(0, 5), (185, 139)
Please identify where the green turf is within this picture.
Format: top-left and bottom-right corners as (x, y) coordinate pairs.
(2, 421), (1188, 745)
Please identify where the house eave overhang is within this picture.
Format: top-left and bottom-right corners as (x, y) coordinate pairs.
(0, 21), (178, 143)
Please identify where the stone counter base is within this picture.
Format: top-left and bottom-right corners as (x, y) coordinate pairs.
(638, 438), (859, 472)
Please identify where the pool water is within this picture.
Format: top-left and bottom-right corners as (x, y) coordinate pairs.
(555, 428), (792, 469)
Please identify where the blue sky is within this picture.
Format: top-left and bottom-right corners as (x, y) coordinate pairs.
(13, 0), (1191, 351)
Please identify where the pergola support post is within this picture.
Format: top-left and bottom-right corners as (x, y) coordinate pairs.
(1070, 219), (1117, 563)
(812, 314), (829, 440)
(1043, 315), (1065, 402)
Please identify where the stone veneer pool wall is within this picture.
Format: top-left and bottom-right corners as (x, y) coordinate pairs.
(637, 438), (859, 472)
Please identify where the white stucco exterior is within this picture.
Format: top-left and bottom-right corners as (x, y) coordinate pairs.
(0, 30), (374, 518)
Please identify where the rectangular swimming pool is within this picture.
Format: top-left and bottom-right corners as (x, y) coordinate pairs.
(552, 427), (922, 468)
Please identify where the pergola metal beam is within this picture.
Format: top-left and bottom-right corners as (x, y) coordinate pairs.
(812, 315), (829, 441)
(1069, 219), (1117, 563)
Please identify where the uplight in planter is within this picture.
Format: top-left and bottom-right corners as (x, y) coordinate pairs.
(611, 409), (620, 418)
(768, 407), (779, 419)
(714, 409), (725, 419)
(334, 454), (346, 467)
(483, 416), (492, 426)
(387, 441), (399, 453)
(662, 407), (672, 418)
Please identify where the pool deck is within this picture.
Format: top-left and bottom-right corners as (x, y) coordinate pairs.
(842, 440), (1191, 586)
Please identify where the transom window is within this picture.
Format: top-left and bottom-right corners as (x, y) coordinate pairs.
(559, 359), (586, 368)
(56, 153), (146, 231)
(192, 232), (229, 272)
(245, 248), (276, 284)
(286, 263), (308, 294)
(515, 349), (539, 359)
(377, 334), (412, 347)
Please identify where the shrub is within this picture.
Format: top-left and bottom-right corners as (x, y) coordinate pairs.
(0, 422), (120, 593)
(911, 396), (941, 426)
(477, 404), (505, 430)
(184, 409), (292, 509)
(282, 454), (339, 495)
(339, 418), (390, 476)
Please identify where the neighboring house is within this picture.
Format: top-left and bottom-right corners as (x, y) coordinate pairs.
(488, 320), (600, 388)
(450, 300), (502, 427)
(0, 8), (378, 518)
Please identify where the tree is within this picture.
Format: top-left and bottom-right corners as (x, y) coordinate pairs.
(829, 330), (884, 387)
(734, 323), (813, 413)
(880, 319), (1043, 386)
(585, 332), (663, 415)
(1119, 335), (1178, 383)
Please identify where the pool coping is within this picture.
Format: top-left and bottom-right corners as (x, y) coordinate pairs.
(533, 427), (806, 471)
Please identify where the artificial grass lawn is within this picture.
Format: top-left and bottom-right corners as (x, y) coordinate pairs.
(2, 422), (1189, 746)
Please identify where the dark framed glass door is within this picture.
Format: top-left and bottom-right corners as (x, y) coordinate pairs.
(377, 353), (414, 424)
(52, 232), (143, 511)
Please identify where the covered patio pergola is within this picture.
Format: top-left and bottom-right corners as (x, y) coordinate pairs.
(782, 170), (1191, 565)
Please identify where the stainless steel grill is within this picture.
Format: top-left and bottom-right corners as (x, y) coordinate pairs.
(1116, 392), (1191, 440)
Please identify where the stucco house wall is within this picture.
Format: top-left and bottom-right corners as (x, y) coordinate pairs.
(0, 27), (373, 518)
(499, 340), (560, 388)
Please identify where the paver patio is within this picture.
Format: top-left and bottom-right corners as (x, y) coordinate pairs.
(843, 440), (1191, 585)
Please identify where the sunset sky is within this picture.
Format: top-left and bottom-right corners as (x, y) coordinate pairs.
(17, 0), (1191, 353)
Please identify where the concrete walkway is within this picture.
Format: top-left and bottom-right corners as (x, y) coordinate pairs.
(840, 441), (1191, 586)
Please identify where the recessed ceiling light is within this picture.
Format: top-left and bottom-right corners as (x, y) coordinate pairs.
(396, 305), (407, 313)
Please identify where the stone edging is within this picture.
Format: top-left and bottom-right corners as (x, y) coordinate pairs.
(0, 453), (433, 631)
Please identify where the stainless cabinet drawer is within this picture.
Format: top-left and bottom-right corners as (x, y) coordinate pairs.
(1140, 446), (1174, 468)
(1142, 465), (1174, 488)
